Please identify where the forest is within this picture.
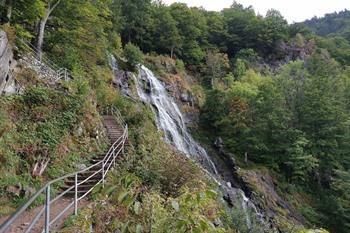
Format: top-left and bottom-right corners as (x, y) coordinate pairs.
(0, 1), (349, 233)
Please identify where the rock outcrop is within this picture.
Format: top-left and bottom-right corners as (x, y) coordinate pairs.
(212, 137), (306, 231)
(0, 30), (17, 94)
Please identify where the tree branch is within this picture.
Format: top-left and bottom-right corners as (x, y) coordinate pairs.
(48, 0), (61, 15)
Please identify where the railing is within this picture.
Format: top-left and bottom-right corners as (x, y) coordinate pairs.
(15, 38), (74, 82)
(104, 106), (126, 128)
(0, 108), (128, 233)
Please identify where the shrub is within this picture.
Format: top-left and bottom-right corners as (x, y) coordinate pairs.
(123, 43), (143, 69)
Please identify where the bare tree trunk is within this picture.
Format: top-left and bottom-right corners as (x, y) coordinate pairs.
(35, 0), (60, 60)
(244, 152), (248, 164)
(170, 46), (174, 59)
(5, 0), (12, 23)
(36, 16), (48, 61)
(32, 157), (50, 177)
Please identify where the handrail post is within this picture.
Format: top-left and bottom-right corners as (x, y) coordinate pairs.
(74, 174), (78, 215)
(113, 148), (116, 167)
(102, 160), (105, 188)
(45, 185), (51, 233)
(122, 137), (125, 155)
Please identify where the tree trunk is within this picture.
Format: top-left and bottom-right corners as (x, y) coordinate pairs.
(31, 157), (50, 177)
(170, 46), (174, 59)
(35, 0), (60, 60)
(36, 16), (48, 61)
(244, 152), (248, 164)
(6, 0), (12, 23)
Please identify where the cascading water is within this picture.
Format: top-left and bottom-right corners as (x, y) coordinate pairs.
(109, 57), (265, 230)
(135, 65), (218, 175)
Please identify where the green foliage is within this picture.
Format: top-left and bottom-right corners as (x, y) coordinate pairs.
(0, 77), (104, 212)
(204, 51), (231, 88)
(61, 98), (269, 232)
(5, 1), (350, 232)
(201, 52), (350, 232)
(123, 43), (143, 69)
(302, 10), (350, 40)
(284, 136), (319, 183)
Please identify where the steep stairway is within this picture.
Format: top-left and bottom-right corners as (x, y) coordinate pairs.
(61, 115), (127, 197)
(0, 114), (129, 233)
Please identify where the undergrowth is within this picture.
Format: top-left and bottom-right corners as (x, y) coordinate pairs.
(0, 71), (107, 215)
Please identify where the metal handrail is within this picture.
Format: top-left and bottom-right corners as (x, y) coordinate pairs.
(0, 107), (129, 233)
(15, 38), (75, 82)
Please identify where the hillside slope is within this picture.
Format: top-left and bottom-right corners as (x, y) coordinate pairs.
(0, 1), (349, 233)
(302, 10), (350, 40)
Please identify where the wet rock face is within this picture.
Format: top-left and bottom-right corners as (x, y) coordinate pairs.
(237, 169), (306, 226)
(212, 137), (305, 229)
(213, 137), (236, 166)
(113, 70), (132, 95)
(0, 30), (17, 94)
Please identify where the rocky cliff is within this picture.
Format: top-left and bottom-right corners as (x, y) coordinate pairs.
(0, 30), (17, 94)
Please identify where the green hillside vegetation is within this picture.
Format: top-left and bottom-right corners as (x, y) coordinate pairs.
(301, 10), (350, 65)
(302, 10), (350, 40)
(0, 0), (349, 232)
(0, 75), (107, 215)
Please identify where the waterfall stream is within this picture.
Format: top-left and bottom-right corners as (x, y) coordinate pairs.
(135, 65), (218, 175)
(109, 57), (265, 229)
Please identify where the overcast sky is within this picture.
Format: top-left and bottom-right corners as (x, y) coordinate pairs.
(162, 0), (350, 23)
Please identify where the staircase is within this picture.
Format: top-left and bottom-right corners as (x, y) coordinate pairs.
(62, 116), (128, 197)
(0, 109), (129, 233)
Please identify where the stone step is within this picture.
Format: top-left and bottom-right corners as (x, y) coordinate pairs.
(60, 114), (127, 198)
(65, 178), (100, 185)
(61, 184), (96, 192)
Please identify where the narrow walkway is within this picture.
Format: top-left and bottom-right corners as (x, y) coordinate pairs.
(0, 199), (89, 233)
(0, 115), (126, 233)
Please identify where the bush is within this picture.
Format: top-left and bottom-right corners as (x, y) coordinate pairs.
(123, 43), (143, 69)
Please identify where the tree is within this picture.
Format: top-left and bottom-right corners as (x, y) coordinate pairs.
(115, 0), (152, 47)
(1, 0), (45, 35)
(124, 43), (143, 69)
(153, 5), (181, 58)
(45, 0), (112, 73)
(284, 135), (319, 182)
(260, 9), (288, 55)
(205, 51), (230, 87)
(222, 3), (261, 57)
(4, 0), (12, 22)
(330, 169), (350, 232)
(35, 0), (61, 60)
(169, 3), (206, 65)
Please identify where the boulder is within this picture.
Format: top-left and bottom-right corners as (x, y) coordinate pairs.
(76, 163), (87, 170)
(6, 184), (22, 197)
(20, 186), (36, 198)
(180, 92), (190, 102)
(0, 30), (17, 94)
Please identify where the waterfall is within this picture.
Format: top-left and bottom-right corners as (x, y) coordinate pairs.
(109, 58), (265, 230)
(135, 65), (218, 175)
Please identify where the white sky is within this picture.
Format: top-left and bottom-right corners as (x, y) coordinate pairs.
(162, 0), (350, 23)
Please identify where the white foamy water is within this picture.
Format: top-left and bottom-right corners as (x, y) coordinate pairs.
(135, 65), (218, 175)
